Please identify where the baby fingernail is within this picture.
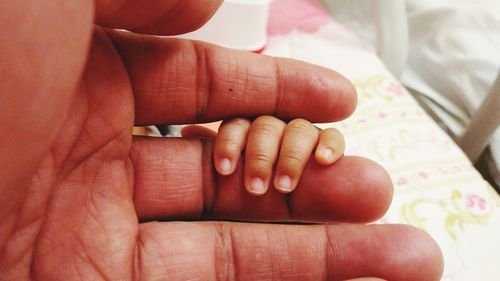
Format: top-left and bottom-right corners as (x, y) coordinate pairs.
(276, 175), (293, 192)
(321, 148), (334, 161)
(248, 177), (266, 195)
(219, 158), (232, 175)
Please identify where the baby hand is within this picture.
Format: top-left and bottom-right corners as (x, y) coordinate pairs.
(182, 116), (345, 196)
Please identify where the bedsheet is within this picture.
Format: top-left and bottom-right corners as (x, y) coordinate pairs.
(266, 0), (500, 279)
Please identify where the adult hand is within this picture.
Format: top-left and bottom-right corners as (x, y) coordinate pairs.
(0, 0), (443, 280)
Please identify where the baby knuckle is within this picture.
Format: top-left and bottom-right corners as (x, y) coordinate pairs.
(288, 119), (315, 135)
(248, 151), (273, 165)
(219, 140), (241, 153)
(253, 122), (279, 136)
(282, 149), (305, 164)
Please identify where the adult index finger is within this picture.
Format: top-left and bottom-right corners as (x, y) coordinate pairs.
(107, 30), (357, 126)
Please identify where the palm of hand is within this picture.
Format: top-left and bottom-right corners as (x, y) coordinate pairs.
(2, 27), (138, 279)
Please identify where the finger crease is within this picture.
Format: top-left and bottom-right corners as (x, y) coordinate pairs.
(324, 224), (333, 280)
(132, 230), (144, 281)
(193, 42), (210, 121)
(128, 153), (138, 214)
(229, 226), (240, 281)
(272, 57), (285, 119)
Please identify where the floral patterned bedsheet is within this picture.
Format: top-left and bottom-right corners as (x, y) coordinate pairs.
(266, 0), (500, 279)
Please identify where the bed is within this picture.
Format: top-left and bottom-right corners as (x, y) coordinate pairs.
(264, 0), (500, 279)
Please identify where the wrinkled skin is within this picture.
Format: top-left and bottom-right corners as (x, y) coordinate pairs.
(0, 1), (443, 280)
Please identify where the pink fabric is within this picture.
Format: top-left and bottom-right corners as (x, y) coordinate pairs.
(267, 0), (332, 36)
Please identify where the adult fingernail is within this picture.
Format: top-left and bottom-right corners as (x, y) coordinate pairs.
(248, 177), (266, 195)
(276, 175), (293, 193)
(219, 158), (232, 175)
(321, 148), (334, 162)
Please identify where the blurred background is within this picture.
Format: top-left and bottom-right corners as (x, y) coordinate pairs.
(321, 0), (500, 189)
